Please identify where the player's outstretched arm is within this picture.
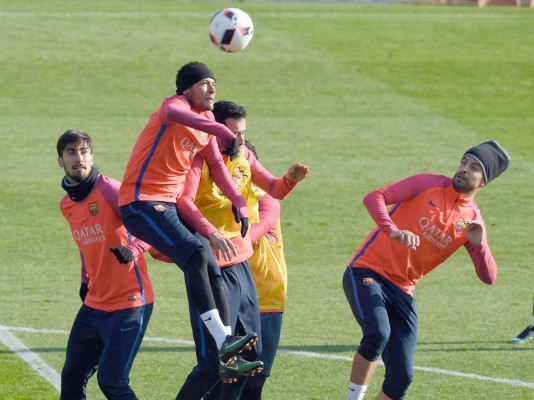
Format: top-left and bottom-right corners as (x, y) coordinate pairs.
(285, 163), (309, 183)
(247, 150), (307, 200)
(160, 102), (235, 151)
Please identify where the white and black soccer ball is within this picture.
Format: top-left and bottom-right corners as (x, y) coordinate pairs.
(209, 8), (254, 53)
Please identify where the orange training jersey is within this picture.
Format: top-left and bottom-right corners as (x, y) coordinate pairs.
(119, 95), (213, 205)
(348, 174), (496, 295)
(61, 175), (154, 311)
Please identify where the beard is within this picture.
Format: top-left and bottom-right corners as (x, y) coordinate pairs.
(66, 168), (89, 183)
(452, 173), (476, 194)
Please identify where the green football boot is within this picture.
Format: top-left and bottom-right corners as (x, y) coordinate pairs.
(219, 357), (264, 384)
(219, 332), (258, 364)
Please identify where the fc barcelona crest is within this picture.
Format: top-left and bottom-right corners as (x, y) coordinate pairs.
(88, 202), (99, 216)
(455, 217), (467, 232)
(363, 277), (374, 287)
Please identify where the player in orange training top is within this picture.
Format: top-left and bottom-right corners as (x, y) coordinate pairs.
(118, 62), (258, 377)
(343, 141), (510, 400)
(57, 129), (153, 399)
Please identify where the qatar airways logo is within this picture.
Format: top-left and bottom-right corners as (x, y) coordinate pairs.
(73, 224), (105, 245)
(180, 136), (205, 159)
(418, 217), (453, 250)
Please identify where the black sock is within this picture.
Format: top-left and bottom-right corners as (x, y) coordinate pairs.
(184, 247), (215, 313)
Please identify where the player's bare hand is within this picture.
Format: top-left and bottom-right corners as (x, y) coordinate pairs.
(390, 230), (420, 251)
(286, 163), (309, 182)
(208, 231), (237, 262)
(464, 219), (484, 246)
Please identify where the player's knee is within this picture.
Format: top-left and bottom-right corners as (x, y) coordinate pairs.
(358, 326), (390, 361)
(60, 362), (74, 382)
(382, 368), (414, 400)
(97, 375), (130, 398)
(61, 361), (96, 395)
(60, 364), (79, 398)
(184, 246), (208, 271)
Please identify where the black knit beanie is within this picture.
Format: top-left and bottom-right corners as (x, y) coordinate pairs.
(176, 62), (216, 95)
(463, 140), (511, 184)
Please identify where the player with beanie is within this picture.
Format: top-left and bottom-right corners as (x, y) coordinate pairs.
(176, 62), (216, 95)
(118, 61), (258, 382)
(463, 140), (511, 185)
(343, 141), (510, 400)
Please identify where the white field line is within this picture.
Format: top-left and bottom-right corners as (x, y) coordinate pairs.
(1, 325), (533, 390)
(278, 350), (534, 389)
(0, 326), (61, 392)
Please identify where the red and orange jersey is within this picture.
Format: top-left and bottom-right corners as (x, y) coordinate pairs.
(177, 145), (298, 268)
(61, 175), (154, 311)
(118, 95), (235, 206)
(348, 174), (497, 295)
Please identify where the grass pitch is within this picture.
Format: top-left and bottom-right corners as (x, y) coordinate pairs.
(0, 1), (533, 399)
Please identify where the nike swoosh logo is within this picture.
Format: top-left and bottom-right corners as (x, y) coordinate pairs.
(203, 317), (212, 321)
(120, 326), (135, 333)
(429, 200), (438, 208)
(349, 388), (355, 392)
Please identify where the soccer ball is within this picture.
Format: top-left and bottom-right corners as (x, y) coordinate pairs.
(209, 8), (254, 53)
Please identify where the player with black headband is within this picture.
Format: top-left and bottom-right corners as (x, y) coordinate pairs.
(118, 62), (258, 376)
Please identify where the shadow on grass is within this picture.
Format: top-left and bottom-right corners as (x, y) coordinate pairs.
(3, 342), (531, 356)
(0, 347), (66, 355)
(276, 341), (534, 354)
(138, 346), (196, 353)
(279, 344), (355, 353)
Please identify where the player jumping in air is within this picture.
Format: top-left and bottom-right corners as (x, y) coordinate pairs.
(118, 62), (258, 379)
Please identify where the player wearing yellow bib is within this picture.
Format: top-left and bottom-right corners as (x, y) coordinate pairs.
(176, 101), (308, 400)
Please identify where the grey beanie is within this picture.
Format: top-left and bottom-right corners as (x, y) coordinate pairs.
(464, 140), (511, 184)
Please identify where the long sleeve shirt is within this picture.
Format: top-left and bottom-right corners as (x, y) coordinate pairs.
(177, 146), (298, 267)
(348, 174), (497, 295)
(118, 94), (248, 219)
(61, 175), (154, 311)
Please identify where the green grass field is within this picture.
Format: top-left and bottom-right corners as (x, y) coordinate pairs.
(1, 1), (533, 399)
